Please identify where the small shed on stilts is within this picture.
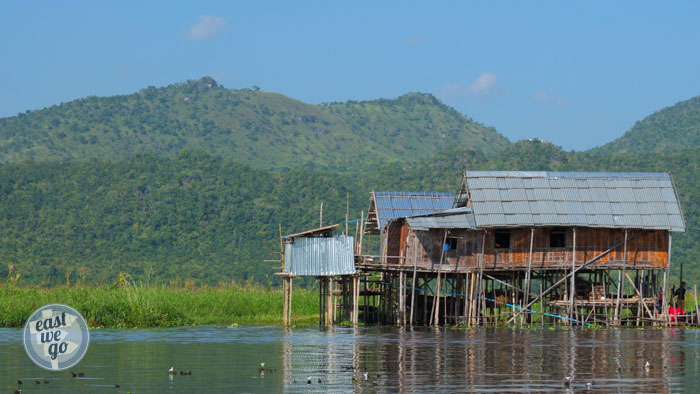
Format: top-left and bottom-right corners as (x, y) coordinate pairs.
(276, 224), (359, 326)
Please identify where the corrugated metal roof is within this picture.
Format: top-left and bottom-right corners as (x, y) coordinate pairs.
(463, 171), (685, 231)
(373, 192), (455, 229)
(284, 235), (355, 277)
(405, 207), (476, 231)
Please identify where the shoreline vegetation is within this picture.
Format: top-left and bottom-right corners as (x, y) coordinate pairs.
(2, 282), (697, 329)
(0, 282), (319, 328)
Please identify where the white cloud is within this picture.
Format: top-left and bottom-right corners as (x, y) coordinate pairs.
(469, 72), (498, 95)
(554, 98), (571, 107)
(533, 90), (571, 107)
(403, 35), (427, 48)
(533, 90), (549, 102)
(437, 72), (499, 101)
(186, 16), (229, 40)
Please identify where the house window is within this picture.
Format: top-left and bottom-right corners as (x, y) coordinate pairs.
(444, 237), (458, 252)
(550, 229), (566, 248)
(494, 230), (510, 249)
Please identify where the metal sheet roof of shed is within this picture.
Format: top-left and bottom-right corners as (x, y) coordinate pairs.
(405, 207), (476, 231)
(373, 192), (456, 230)
(463, 171), (685, 231)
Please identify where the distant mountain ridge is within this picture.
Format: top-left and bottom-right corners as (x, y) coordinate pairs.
(0, 77), (509, 169)
(592, 95), (700, 155)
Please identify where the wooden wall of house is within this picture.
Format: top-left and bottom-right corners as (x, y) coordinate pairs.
(384, 225), (669, 272)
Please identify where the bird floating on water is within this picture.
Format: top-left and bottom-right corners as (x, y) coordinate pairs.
(114, 384), (120, 388)
(363, 372), (369, 381)
(645, 361), (652, 370)
(317, 378), (321, 383)
(259, 363), (266, 373)
(180, 370), (191, 375)
(168, 366), (175, 375)
(586, 382), (592, 390)
(17, 380), (22, 385)
(307, 376), (312, 384)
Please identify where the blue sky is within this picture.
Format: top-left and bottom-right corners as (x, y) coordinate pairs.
(1, 2), (699, 150)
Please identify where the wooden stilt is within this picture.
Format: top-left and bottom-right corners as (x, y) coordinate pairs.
(615, 229), (628, 325)
(540, 283), (544, 328)
(410, 252), (417, 325)
(522, 227), (535, 327)
(694, 284), (698, 325)
(468, 272), (475, 326)
(283, 277), (289, 326)
(507, 233), (642, 325)
(662, 233), (672, 326)
(569, 228), (577, 324)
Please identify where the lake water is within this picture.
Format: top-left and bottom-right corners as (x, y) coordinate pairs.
(1, 326), (699, 393)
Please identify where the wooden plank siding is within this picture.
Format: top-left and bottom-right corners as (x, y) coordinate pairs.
(386, 223), (668, 272)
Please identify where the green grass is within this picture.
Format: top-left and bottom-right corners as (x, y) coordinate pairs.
(0, 283), (318, 328)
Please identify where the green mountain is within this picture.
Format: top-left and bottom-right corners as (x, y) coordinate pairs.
(0, 79), (698, 287)
(1, 143), (698, 287)
(0, 77), (508, 170)
(593, 95), (700, 154)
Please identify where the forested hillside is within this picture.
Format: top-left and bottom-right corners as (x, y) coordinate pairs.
(1, 143), (698, 286)
(0, 78), (698, 287)
(0, 77), (507, 170)
(593, 95), (700, 155)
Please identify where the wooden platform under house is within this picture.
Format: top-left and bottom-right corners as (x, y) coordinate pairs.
(276, 171), (688, 327)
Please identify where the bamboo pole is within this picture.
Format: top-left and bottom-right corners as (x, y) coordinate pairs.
(615, 229), (628, 325)
(410, 239), (417, 326)
(623, 272), (655, 322)
(568, 228), (577, 323)
(662, 233), (672, 326)
(694, 284), (698, 325)
(462, 272), (468, 324)
(468, 272), (475, 326)
(522, 227), (535, 327)
(477, 231), (486, 325)
(540, 284), (544, 328)
(354, 221), (359, 254)
(506, 233), (642, 325)
(282, 277), (288, 326)
(289, 277), (293, 324)
(359, 210), (365, 255)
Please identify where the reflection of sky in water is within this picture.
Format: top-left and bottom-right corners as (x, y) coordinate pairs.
(1, 326), (698, 393)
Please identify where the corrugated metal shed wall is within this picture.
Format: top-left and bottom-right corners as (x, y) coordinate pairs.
(284, 235), (356, 276)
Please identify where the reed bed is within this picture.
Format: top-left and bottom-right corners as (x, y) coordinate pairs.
(0, 283), (319, 328)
